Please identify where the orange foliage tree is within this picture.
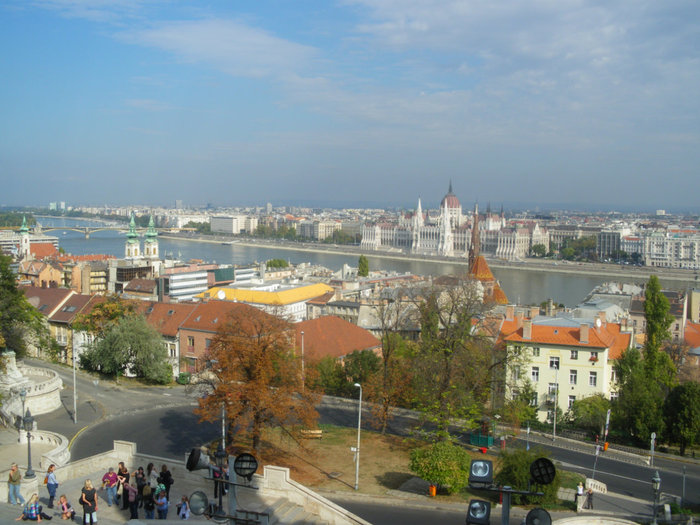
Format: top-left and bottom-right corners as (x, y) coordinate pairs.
(195, 305), (318, 455)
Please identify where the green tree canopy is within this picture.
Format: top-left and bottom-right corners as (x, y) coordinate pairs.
(0, 255), (48, 356)
(73, 296), (135, 336)
(664, 381), (700, 456)
(530, 244), (547, 257)
(568, 394), (610, 435)
(266, 258), (289, 269)
(409, 441), (471, 493)
(358, 255), (369, 277)
(495, 448), (561, 505)
(80, 315), (172, 384)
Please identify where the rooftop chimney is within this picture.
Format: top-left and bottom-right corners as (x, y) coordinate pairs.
(530, 306), (540, 319)
(580, 323), (589, 344)
(523, 319), (532, 340)
(506, 305), (514, 321)
(597, 311), (607, 324)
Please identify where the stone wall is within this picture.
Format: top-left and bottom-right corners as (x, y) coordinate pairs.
(16, 365), (63, 415)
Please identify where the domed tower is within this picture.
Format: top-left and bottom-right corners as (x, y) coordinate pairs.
(440, 180), (463, 227)
(143, 215), (159, 259)
(125, 213), (141, 259)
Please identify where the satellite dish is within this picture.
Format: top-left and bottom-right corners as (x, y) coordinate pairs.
(525, 508), (552, 525)
(530, 458), (556, 485)
(217, 290), (226, 300)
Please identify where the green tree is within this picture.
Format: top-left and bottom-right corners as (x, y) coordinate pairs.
(343, 349), (380, 385)
(664, 382), (700, 456)
(73, 296), (135, 336)
(568, 394), (610, 435)
(183, 220), (211, 234)
(644, 275), (674, 372)
(0, 255), (48, 356)
(502, 380), (537, 429)
(266, 258), (289, 269)
(358, 255), (369, 277)
(313, 356), (352, 397)
(530, 244), (547, 257)
(81, 315), (172, 383)
(409, 441), (471, 494)
(495, 448), (560, 505)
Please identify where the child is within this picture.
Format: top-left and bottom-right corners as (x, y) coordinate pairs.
(141, 485), (155, 520)
(58, 495), (76, 521)
(177, 495), (190, 520)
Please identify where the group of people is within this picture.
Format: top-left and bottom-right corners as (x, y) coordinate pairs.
(576, 482), (595, 510)
(9, 461), (189, 523)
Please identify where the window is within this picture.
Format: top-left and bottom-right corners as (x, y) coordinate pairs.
(610, 392), (619, 401)
(548, 383), (558, 396)
(568, 395), (576, 409)
(531, 367), (539, 382)
(511, 388), (520, 401)
(532, 347), (540, 357)
(589, 371), (597, 387)
(549, 356), (560, 369)
(570, 369), (577, 385)
(531, 392), (538, 406)
(512, 366), (521, 381)
(611, 369), (617, 382)
(205, 338), (212, 348)
(570, 350), (578, 360)
(547, 409), (555, 423)
(590, 351), (599, 361)
(187, 336), (195, 347)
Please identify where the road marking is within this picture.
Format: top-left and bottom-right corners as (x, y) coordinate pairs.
(68, 425), (90, 450)
(558, 461), (651, 485)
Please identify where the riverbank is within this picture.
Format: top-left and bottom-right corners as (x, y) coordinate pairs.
(159, 233), (699, 285)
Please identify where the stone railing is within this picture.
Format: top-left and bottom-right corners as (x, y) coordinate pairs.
(259, 465), (372, 525)
(37, 430), (71, 468)
(15, 365), (63, 415)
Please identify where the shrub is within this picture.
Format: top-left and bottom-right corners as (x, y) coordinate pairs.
(409, 441), (471, 494)
(495, 448), (560, 506)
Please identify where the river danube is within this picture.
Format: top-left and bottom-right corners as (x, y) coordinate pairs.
(38, 217), (684, 307)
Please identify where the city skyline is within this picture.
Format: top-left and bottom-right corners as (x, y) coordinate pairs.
(2, 1), (699, 210)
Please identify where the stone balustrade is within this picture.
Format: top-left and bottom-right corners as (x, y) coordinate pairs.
(15, 365), (63, 415)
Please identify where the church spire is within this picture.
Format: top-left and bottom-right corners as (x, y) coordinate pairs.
(469, 202), (480, 270)
(125, 212), (141, 259)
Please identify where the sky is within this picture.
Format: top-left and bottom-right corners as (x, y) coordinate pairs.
(1, 1), (699, 211)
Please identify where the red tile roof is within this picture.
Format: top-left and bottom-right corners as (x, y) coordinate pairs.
(136, 301), (197, 338)
(21, 286), (75, 317)
(180, 300), (279, 334)
(295, 316), (381, 361)
(51, 293), (95, 324)
(470, 255), (495, 282)
(30, 243), (58, 259)
(685, 321), (700, 349)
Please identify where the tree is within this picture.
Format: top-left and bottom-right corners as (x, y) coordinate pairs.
(195, 305), (318, 454)
(495, 448), (560, 505)
(343, 349), (380, 385)
(502, 380), (537, 430)
(644, 275), (674, 372)
(530, 244), (547, 257)
(80, 315), (172, 383)
(568, 394), (610, 435)
(358, 255), (369, 277)
(409, 441), (471, 494)
(412, 281), (494, 439)
(73, 295), (136, 336)
(313, 356), (352, 397)
(664, 382), (700, 456)
(0, 254), (48, 356)
(266, 258), (289, 269)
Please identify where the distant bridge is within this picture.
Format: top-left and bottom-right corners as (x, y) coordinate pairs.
(35, 226), (195, 239)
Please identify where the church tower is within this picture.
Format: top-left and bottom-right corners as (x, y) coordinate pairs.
(125, 213), (141, 259)
(468, 203), (480, 270)
(143, 215), (159, 259)
(19, 215), (31, 260)
(437, 202), (454, 256)
(411, 198), (424, 252)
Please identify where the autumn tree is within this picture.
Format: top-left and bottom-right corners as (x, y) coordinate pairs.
(73, 295), (136, 336)
(195, 305), (318, 454)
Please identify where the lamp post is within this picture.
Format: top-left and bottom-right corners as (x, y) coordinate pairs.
(73, 348), (77, 424)
(353, 383), (362, 491)
(651, 471), (661, 525)
(300, 331), (305, 391)
(214, 442), (227, 516)
(552, 364), (559, 442)
(23, 409), (35, 479)
(19, 388), (26, 430)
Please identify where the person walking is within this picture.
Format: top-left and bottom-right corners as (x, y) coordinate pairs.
(45, 465), (58, 509)
(100, 468), (118, 507)
(80, 479), (98, 525)
(8, 463), (26, 506)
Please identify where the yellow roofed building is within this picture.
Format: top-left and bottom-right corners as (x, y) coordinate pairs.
(197, 282), (335, 322)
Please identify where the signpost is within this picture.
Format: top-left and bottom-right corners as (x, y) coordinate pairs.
(650, 432), (656, 467)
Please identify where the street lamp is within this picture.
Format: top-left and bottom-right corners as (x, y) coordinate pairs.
(300, 331), (305, 390)
(19, 388), (26, 430)
(353, 383), (362, 491)
(22, 408), (35, 479)
(651, 470), (661, 525)
(214, 442), (227, 517)
(73, 348), (77, 424)
(552, 364), (559, 442)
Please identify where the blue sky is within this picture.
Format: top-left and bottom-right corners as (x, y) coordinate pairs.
(2, 1), (699, 211)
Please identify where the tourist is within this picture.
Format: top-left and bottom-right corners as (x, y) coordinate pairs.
(57, 495), (75, 521)
(584, 488), (594, 509)
(141, 485), (155, 520)
(133, 466), (146, 503)
(122, 481), (139, 520)
(156, 489), (169, 520)
(177, 495), (190, 520)
(8, 463), (26, 506)
(116, 462), (130, 511)
(147, 462), (159, 490)
(158, 464), (174, 500)
(45, 464), (58, 509)
(16, 493), (52, 521)
(80, 479), (98, 525)
(101, 467), (118, 507)
(575, 482), (584, 509)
